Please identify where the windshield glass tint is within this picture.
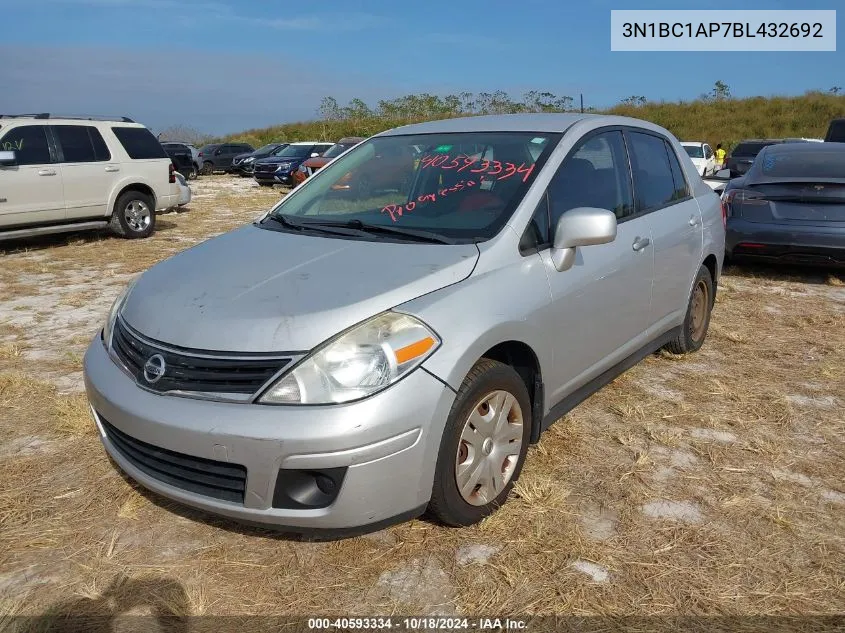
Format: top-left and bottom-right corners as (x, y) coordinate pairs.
(733, 142), (771, 157)
(683, 145), (704, 158)
(753, 149), (845, 179)
(266, 132), (560, 241)
(256, 144), (279, 153)
(274, 145), (313, 158)
(322, 143), (353, 159)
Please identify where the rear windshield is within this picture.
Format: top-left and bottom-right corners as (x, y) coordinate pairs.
(826, 121), (845, 142)
(752, 148), (845, 179)
(111, 127), (167, 159)
(683, 145), (704, 158)
(732, 142), (775, 157)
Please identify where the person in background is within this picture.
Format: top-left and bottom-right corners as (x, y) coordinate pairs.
(715, 143), (727, 169)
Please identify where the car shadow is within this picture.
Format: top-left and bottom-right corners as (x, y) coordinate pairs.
(110, 460), (416, 543)
(22, 574), (189, 633)
(723, 261), (841, 286)
(0, 221), (179, 254)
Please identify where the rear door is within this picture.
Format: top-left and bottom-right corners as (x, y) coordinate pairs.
(0, 124), (65, 227)
(625, 130), (702, 329)
(54, 125), (116, 219)
(535, 129), (654, 403)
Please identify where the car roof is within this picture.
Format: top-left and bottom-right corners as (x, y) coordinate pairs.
(681, 141), (706, 145)
(288, 141), (330, 145)
(762, 141), (845, 154)
(736, 138), (783, 144)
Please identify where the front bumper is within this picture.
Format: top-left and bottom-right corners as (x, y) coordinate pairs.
(83, 338), (455, 530)
(233, 163), (255, 175)
(726, 218), (845, 266)
(254, 170), (293, 185)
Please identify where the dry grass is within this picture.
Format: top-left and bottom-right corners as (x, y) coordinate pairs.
(0, 176), (843, 623)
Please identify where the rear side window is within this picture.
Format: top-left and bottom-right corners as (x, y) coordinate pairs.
(548, 130), (634, 223)
(626, 131), (677, 212)
(664, 141), (690, 200)
(54, 125), (111, 162)
(111, 127), (167, 159)
(826, 120), (845, 143)
(0, 125), (52, 165)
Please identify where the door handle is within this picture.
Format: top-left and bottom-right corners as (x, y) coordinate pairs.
(105, 165), (120, 172)
(632, 237), (651, 252)
(689, 215), (701, 226)
(38, 169), (57, 176)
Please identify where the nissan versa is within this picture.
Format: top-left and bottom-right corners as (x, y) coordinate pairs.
(83, 113), (725, 532)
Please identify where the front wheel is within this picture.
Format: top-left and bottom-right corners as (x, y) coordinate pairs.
(109, 191), (156, 239)
(185, 166), (198, 180)
(427, 359), (532, 527)
(201, 161), (214, 175)
(664, 265), (714, 354)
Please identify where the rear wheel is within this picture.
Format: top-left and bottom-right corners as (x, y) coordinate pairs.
(664, 265), (714, 354)
(202, 161), (214, 175)
(185, 165), (198, 180)
(109, 191), (156, 239)
(428, 359), (532, 527)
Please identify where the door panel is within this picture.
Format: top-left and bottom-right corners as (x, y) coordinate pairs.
(54, 125), (117, 219)
(536, 129), (654, 405)
(0, 125), (65, 227)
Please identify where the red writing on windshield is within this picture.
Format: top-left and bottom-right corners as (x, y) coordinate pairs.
(419, 154), (535, 182)
(381, 179), (477, 222)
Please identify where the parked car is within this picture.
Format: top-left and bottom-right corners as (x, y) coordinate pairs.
(681, 141), (716, 176)
(723, 142), (845, 267)
(232, 143), (288, 177)
(0, 113), (178, 240)
(161, 142), (200, 175)
(725, 139), (783, 177)
(163, 144), (197, 180)
(84, 113), (724, 533)
(292, 137), (365, 187)
(824, 118), (845, 143)
(252, 142), (333, 186)
(198, 142), (254, 175)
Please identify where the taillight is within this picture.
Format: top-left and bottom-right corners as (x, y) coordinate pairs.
(719, 199), (727, 229)
(169, 162), (176, 184)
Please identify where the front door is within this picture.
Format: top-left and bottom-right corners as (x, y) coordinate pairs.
(0, 124), (65, 228)
(535, 129), (654, 405)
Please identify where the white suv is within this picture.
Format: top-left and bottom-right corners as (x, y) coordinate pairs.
(0, 114), (179, 241)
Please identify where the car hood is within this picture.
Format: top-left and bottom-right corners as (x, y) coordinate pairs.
(233, 152), (254, 161)
(255, 156), (308, 165)
(121, 224), (479, 352)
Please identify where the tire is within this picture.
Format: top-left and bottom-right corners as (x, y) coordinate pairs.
(664, 265), (714, 355)
(185, 165), (198, 180)
(109, 190), (156, 239)
(201, 161), (214, 175)
(427, 359), (532, 527)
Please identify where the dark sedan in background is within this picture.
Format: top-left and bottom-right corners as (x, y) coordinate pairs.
(232, 142), (288, 176)
(252, 142), (333, 186)
(723, 142), (845, 267)
(726, 139), (784, 177)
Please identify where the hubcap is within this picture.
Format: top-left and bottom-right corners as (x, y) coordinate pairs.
(690, 279), (709, 342)
(455, 390), (524, 506)
(124, 200), (151, 232)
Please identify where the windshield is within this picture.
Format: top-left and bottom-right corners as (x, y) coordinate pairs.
(273, 144), (315, 158)
(256, 143), (281, 154)
(751, 148), (845, 180)
(263, 132), (560, 242)
(683, 145), (704, 159)
(322, 143), (355, 159)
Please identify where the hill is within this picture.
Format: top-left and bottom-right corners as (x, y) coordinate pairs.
(220, 90), (845, 152)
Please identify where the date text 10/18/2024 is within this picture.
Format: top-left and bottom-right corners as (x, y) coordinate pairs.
(308, 617), (528, 630)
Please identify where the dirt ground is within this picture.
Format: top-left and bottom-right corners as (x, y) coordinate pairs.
(0, 176), (843, 628)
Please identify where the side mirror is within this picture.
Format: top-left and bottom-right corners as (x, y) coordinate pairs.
(310, 152), (321, 157)
(0, 150), (17, 166)
(214, 149), (223, 155)
(551, 207), (617, 272)
(714, 168), (731, 179)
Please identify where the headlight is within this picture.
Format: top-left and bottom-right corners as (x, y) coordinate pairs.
(259, 312), (440, 405)
(102, 277), (138, 349)
(275, 162), (292, 171)
(244, 157), (255, 163)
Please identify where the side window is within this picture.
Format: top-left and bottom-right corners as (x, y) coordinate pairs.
(111, 127), (168, 159)
(664, 141), (690, 201)
(519, 193), (550, 254)
(548, 130), (634, 227)
(0, 125), (52, 165)
(626, 131), (677, 213)
(54, 125), (111, 163)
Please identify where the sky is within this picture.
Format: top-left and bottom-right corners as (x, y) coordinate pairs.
(0, 0), (842, 135)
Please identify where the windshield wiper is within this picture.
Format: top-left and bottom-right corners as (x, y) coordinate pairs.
(299, 219), (458, 244)
(258, 214), (363, 237)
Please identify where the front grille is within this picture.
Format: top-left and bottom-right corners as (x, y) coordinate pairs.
(100, 415), (247, 503)
(254, 164), (276, 174)
(111, 318), (292, 396)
